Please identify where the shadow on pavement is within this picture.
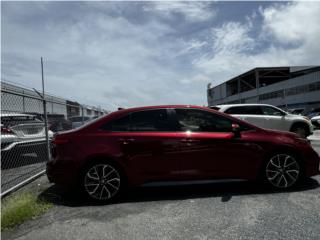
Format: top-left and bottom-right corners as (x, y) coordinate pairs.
(38, 177), (320, 207)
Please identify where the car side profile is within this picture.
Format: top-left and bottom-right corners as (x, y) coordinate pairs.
(212, 104), (313, 138)
(47, 105), (320, 202)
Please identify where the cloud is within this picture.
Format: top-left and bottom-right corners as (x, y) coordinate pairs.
(193, 1), (320, 86)
(2, 1), (320, 110)
(143, 1), (216, 22)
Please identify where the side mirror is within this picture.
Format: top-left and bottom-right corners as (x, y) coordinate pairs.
(231, 123), (241, 138)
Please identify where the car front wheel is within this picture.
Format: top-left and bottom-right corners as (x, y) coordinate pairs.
(265, 153), (301, 189)
(83, 162), (122, 201)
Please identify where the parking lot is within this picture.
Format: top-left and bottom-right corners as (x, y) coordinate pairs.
(2, 141), (320, 240)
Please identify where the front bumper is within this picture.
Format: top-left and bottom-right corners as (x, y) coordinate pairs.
(302, 147), (320, 177)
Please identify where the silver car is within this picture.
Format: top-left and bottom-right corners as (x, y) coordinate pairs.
(212, 104), (313, 138)
(1, 113), (53, 168)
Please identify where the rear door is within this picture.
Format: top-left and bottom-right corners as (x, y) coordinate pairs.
(101, 109), (181, 182)
(225, 106), (266, 128)
(260, 105), (287, 131)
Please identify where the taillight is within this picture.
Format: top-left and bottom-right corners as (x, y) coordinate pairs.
(1, 126), (13, 134)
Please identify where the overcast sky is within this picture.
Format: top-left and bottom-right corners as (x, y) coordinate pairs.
(2, 1), (320, 110)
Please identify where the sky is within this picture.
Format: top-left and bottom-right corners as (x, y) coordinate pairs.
(2, 1), (320, 110)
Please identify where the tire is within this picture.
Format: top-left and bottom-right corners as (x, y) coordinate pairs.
(291, 124), (309, 138)
(263, 153), (301, 189)
(82, 161), (123, 202)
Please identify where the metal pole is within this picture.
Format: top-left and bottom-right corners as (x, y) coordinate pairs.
(41, 57), (50, 161)
(81, 105), (84, 125)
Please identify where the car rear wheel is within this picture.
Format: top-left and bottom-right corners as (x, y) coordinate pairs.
(265, 153), (300, 189)
(83, 162), (122, 201)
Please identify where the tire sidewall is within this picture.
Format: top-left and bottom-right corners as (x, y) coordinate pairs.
(80, 160), (125, 203)
(262, 152), (302, 189)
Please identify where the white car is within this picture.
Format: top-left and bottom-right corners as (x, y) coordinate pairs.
(311, 115), (320, 129)
(211, 104), (313, 138)
(1, 113), (53, 168)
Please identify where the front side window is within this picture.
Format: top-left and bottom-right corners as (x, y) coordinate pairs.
(175, 109), (233, 132)
(261, 106), (284, 116)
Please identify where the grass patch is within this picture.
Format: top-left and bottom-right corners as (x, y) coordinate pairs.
(1, 191), (53, 231)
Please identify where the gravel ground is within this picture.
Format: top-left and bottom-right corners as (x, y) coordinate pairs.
(2, 143), (320, 240)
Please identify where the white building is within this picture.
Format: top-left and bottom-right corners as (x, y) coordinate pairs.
(207, 66), (320, 112)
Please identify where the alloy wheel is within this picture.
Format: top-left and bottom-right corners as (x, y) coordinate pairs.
(266, 154), (300, 188)
(84, 164), (121, 200)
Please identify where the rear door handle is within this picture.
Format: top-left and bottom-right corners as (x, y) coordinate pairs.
(118, 138), (135, 145)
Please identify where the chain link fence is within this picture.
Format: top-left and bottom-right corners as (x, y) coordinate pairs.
(1, 82), (106, 196)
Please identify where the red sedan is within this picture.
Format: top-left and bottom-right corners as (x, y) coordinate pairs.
(47, 105), (320, 201)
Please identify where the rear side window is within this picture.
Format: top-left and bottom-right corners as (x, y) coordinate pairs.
(101, 115), (130, 131)
(130, 109), (170, 131)
(261, 106), (284, 116)
(101, 109), (171, 132)
(225, 106), (263, 115)
(175, 109), (233, 132)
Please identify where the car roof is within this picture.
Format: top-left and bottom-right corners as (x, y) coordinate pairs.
(0, 112), (35, 117)
(215, 103), (277, 109)
(115, 105), (212, 114)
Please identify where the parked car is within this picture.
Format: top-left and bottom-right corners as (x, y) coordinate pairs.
(305, 108), (320, 119)
(1, 113), (53, 167)
(32, 113), (72, 132)
(311, 115), (320, 129)
(288, 108), (305, 115)
(47, 105), (319, 202)
(211, 104), (313, 138)
(68, 116), (98, 129)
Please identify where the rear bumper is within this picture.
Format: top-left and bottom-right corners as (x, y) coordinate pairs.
(1, 139), (47, 153)
(46, 159), (78, 187)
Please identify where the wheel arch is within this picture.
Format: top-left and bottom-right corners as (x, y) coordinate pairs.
(289, 121), (311, 136)
(258, 146), (306, 180)
(79, 154), (128, 186)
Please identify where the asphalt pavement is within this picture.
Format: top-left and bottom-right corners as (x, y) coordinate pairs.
(2, 143), (320, 240)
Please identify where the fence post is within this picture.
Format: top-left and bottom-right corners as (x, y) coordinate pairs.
(41, 57), (50, 162)
(81, 105), (84, 125)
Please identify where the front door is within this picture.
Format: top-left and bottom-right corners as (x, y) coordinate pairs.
(172, 108), (260, 179)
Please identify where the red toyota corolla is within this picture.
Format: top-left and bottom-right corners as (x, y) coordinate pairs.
(47, 105), (320, 201)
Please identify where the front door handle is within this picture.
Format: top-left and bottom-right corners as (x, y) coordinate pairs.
(118, 138), (135, 145)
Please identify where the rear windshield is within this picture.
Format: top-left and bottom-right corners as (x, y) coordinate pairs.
(1, 115), (42, 127)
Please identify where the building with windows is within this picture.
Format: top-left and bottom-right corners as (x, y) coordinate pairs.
(207, 66), (320, 112)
